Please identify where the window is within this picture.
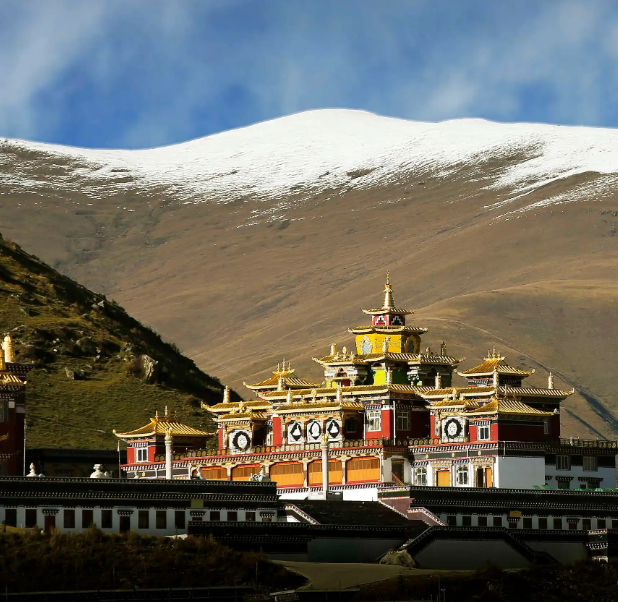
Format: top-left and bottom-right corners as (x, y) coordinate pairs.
(156, 511), (167, 529)
(612, 520), (618, 529)
(538, 518), (548, 529)
(583, 456), (598, 472)
(82, 509), (94, 529)
(556, 455), (571, 470)
(25, 509), (37, 528)
(135, 447), (148, 463)
(227, 511), (238, 522)
(246, 512), (256, 522)
(64, 509), (75, 529)
(568, 521), (578, 531)
(0, 402), (6, 422)
(477, 516), (488, 527)
(557, 480), (570, 490)
(582, 519), (592, 531)
(492, 516), (503, 527)
(462, 515), (472, 526)
(396, 410), (410, 432)
(174, 511), (186, 530)
(414, 467), (427, 486)
(598, 519), (606, 529)
(345, 418), (358, 433)
(101, 510), (112, 529)
(456, 465), (469, 486)
(447, 515), (457, 526)
(553, 518), (562, 529)
(523, 517), (533, 529)
(138, 510), (149, 529)
(477, 425), (490, 441)
(366, 410), (381, 432)
(210, 511), (220, 522)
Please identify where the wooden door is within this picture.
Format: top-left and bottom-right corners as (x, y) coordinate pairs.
(476, 467), (485, 488)
(201, 466), (228, 480)
(231, 464), (261, 481)
(485, 467), (493, 488)
(436, 470), (451, 487)
(119, 516), (130, 533)
(44, 515), (56, 533)
(347, 457), (380, 483)
(270, 462), (304, 487)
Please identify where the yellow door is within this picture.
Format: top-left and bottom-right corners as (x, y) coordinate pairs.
(347, 457), (380, 483)
(201, 467), (227, 480)
(436, 470), (451, 487)
(485, 467), (493, 488)
(270, 462), (304, 487)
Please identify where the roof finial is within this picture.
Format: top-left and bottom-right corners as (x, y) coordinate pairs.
(155, 409), (160, 420)
(383, 272), (395, 309)
(164, 406), (169, 418)
(277, 375), (284, 391)
(330, 342), (337, 356)
(3, 334), (14, 363)
(223, 386), (230, 403)
(548, 372), (554, 389)
(286, 388), (293, 404)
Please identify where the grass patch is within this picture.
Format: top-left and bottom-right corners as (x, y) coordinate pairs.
(0, 233), (234, 449)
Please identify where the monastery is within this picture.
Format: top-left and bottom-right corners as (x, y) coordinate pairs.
(115, 276), (617, 499)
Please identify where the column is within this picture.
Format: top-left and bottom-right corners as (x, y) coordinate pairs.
(301, 458), (312, 488)
(339, 456), (349, 485)
(165, 430), (173, 480)
(321, 435), (329, 498)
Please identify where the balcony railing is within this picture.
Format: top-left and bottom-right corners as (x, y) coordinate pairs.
(174, 438), (408, 460)
(558, 438), (617, 449)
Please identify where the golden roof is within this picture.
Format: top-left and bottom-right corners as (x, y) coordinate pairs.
(114, 408), (210, 438)
(218, 410), (268, 421)
(244, 373), (320, 391)
(313, 351), (459, 366)
(498, 386), (572, 398)
(361, 273), (413, 316)
(459, 351), (533, 377)
(349, 325), (428, 335)
(262, 383), (423, 399)
(0, 373), (25, 385)
(465, 398), (553, 417)
(206, 399), (271, 413)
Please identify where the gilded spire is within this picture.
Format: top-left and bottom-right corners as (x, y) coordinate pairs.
(548, 372), (554, 389)
(3, 335), (13, 363)
(383, 272), (395, 309)
(0, 351), (4, 372)
(223, 386), (230, 403)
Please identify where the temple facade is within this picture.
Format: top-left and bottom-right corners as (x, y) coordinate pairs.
(0, 335), (33, 476)
(116, 277), (617, 498)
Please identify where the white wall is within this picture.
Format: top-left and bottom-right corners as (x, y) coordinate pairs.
(0, 505), (268, 536)
(495, 456), (545, 489)
(545, 465), (616, 489)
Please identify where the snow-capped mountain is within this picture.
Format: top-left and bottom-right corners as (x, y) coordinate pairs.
(3, 109), (618, 219)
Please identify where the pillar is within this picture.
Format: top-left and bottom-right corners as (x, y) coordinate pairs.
(165, 430), (173, 480)
(340, 456), (349, 485)
(321, 435), (329, 498)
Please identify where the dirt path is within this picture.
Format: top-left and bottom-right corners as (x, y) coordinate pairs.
(274, 561), (467, 590)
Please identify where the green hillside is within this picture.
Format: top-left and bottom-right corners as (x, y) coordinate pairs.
(0, 233), (227, 449)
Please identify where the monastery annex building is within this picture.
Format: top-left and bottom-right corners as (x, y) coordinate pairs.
(115, 276), (617, 499)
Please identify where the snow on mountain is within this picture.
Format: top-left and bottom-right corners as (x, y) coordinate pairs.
(3, 109), (618, 215)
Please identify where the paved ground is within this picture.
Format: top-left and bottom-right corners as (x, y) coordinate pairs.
(275, 561), (464, 590)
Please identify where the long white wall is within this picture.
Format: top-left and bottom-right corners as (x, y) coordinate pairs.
(494, 456), (545, 489)
(0, 505), (270, 536)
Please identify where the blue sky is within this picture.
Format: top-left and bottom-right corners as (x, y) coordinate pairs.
(2, 0), (618, 148)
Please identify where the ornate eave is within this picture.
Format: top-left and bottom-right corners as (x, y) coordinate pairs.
(349, 325), (428, 335)
(114, 410), (211, 439)
(465, 398), (554, 417)
(361, 308), (413, 316)
(459, 352), (533, 377)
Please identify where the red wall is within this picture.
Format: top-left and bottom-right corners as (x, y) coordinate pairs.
(127, 446), (135, 464)
(0, 396), (25, 475)
(497, 422), (546, 442)
(218, 428), (224, 450)
(272, 416), (283, 446)
(381, 408), (393, 439)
